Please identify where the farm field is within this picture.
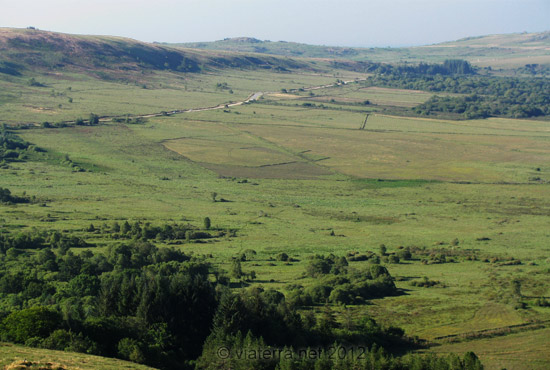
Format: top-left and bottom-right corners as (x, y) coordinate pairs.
(1, 68), (550, 368)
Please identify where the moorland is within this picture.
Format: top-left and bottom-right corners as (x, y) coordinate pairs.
(0, 27), (549, 369)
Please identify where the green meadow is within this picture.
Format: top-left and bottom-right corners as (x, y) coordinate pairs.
(1, 65), (550, 368)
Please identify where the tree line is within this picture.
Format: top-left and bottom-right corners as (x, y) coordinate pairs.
(363, 61), (550, 119)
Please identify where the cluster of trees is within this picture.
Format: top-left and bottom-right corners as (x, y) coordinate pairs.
(0, 127), (88, 172)
(364, 67), (550, 119)
(75, 113), (100, 126)
(87, 220), (226, 242)
(285, 255), (398, 306)
(413, 93), (548, 119)
(112, 115), (147, 124)
(41, 114), (146, 129)
(0, 227), (486, 369)
(200, 339), (483, 370)
(0, 233), (213, 367)
(372, 59), (476, 76)
(518, 63), (550, 76)
(0, 187), (29, 204)
(0, 230), (91, 254)
(0, 127), (42, 162)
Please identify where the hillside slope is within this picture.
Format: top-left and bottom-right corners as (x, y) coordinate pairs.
(0, 342), (156, 370)
(0, 28), (313, 77)
(439, 31), (550, 48)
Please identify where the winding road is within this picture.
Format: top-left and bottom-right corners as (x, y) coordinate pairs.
(100, 77), (367, 123)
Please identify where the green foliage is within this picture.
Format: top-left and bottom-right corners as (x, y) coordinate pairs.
(101, 220), (216, 242)
(231, 259), (244, 280)
(397, 248), (412, 260)
(0, 129), (34, 163)
(297, 256), (397, 306)
(89, 113), (100, 125)
(1, 307), (61, 343)
(366, 71), (550, 118)
(305, 254), (348, 277)
(411, 276), (442, 288)
(377, 59), (475, 76)
(276, 252), (289, 261)
(0, 187), (29, 204)
(117, 337), (145, 363)
(203, 216), (211, 230)
(39, 329), (98, 354)
(535, 297), (550, 307)
(28, 77), (46, 87)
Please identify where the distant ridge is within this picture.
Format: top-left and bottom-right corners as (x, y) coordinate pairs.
(171, 31), (550, 68)
(0, 28), (314, 77)
(438, 30), (550, 47)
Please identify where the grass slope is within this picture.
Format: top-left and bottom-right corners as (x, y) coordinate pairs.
(0, 342), (156, 369)
(0, 28), (315, 78)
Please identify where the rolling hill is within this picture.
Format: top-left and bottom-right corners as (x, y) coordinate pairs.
(171, 31), (550, 68)
(0, 28), (316, 78)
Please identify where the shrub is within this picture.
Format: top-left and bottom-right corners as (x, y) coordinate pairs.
(203, 217), (211, 230)
(276, 252), (289, 261)
(1, 307), (61, 343)
(397, 248), (412, 260)
(118, 337), (145, 363)
(388, 255), (400, 264)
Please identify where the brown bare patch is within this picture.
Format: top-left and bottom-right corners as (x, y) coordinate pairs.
(200, 161), (333, 179)
(266, 93), (302, 99)
(24, 106), (57, 114)
(4, 360), (73, 370)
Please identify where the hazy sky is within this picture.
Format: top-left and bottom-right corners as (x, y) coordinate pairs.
(1, 0), (548, 47)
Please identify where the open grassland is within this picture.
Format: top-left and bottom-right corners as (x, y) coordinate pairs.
(291, 86), (436, 107)
(428, 328), (550, 370)
(0, 69), (355, 125)
(1, 71), (550, 369)
(177, 91), (550, 183)
(0, 342), (155, 369)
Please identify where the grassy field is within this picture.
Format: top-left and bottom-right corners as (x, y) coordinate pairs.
(1, 67), (550, 369)
(0, 68), (352, 125)
(428, 328), (550, 370)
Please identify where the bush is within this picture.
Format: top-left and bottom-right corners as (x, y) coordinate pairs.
(388, 255), (400, 264)
(118, 337), (145, 363)
(1, 307), (61, 343)
(329, 285), (355, 304)
(276, 252), (289, 261)
(411, 276), (441, 288)
(0, 187), (29, 204)
(397, 248), (412, 260)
